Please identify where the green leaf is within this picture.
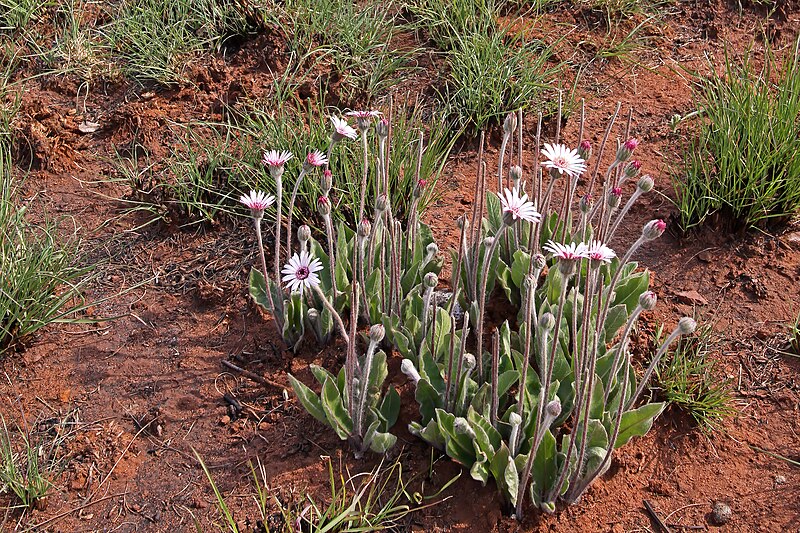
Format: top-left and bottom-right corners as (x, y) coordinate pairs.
(614, 402), (665, 449)
(378, 387), (400, 431)
(321, 377), (353, 441)
(287, 374), (326, 425)
(504, 454), (520, 506)
(530, 429), (559, 507)
(603, 304), (628, 341)
(415, 379), (442, 424)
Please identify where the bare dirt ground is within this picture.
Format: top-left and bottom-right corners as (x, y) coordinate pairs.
(2, 0), (800, 531)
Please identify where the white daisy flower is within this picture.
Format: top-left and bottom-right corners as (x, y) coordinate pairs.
(541, 143), (587, 178)
(499, 187), (541, 224)
(281, 250), (323, 294)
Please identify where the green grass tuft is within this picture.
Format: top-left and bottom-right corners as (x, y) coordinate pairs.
(674, 39), (800, 232)
(654, 323), (735, 432)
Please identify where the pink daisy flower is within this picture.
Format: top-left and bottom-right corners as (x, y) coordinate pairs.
(262, 150), (293, 168)
(239, 190), (275, 217)
(581, 240), (616, 263)
(304, 150), (328, 169)
(499, 187), (541, 224)
(544, 240), (588, 261)
(541, 143), (587, 178)
(281, 250), (323, 294)
(330, 116), (357, 141)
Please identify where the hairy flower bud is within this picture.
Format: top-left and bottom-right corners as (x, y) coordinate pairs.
(322, 169), (333, 194)
(616, 138), (639, 162)
(509, 165), (522, 188)
(538, 312), (556, 331)
(545, 399), (562, 419)
(414, 178), (427, 199)
(678, 317), (697, 335)
(454, 417), (476, 439)
(579, 194), (593, 214)
(317, 195), (331, 216)
(637, 175), (654, 193)
(426, 242), (438, 258)
(307, 308), (319, 321)
(424, 272), (438, 289)
(639, 290), (657, 310)
(369, 323), (385, 343)
(578, 140), (592, 161)
(376, 118), (389, 138)
(298, 224), (312, 245)
(608, 187), (622, 209)
(375, 193), (388, 213)
(642, 219), (667, 240)
(401, 359), (421, 385)
(509, 412), (522, 427)
(483, 236), (495, 248)
(503, 112), (517, 135)
(523, 274), (536, 292)
(463, 353), (476, 371)
(533, 253), (546, 271)
(358, 218), (371, 238)
(625, 160), (642, 179)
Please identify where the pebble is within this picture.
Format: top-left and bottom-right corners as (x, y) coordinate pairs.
(710, 501), (732, 526)
(775, 474), (787, 486)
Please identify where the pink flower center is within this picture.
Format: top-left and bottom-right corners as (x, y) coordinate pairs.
(296, 266), (309, 280)
(554, 157), (568, 168)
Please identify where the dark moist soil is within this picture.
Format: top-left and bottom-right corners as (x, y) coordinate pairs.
(2, 1), (800, 531)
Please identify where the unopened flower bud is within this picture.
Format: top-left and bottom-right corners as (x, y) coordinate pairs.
(533, 253), (546, 271)
(616, 138), (639, 162)
(642, 219), (666, 240)
(307, 308), (319, 321)
(483, 236), (495, 248)
(369, 323), (385, 343)
(523, 274), (536, 292)
(358, 218), (371, 238)
(503, 112), (517, 135)
(538, 312), (556, 331)
(578, 140), (592, 160)
(463, 353), (476, 371)
(298, 224), (311, 244)
(545, 399), (562, 419)
(637, 175), (654, 193)
(322, 169), (333, 194)
(678, 317), (697, 335)
(639, 291), (657, 310)
(426, 242), (438, 257)
(457, 216), (468, 230)
(453, 417), (476, 439)
(608, 187), (622, 209)
(375, 193), (388, 213)
(579, 194), (593, 214)
(413, 178), (427, 198)
(424, 272), (438, 289)
(625, 160), (642, 179)
(376, 118), (389, 138)
(401, 359), (421, 385)
(509, 165), (522, 188)
(509, 412), (522, 427)
(317, 195), (331, 216)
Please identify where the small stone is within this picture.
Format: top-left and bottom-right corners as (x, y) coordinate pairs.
(676, 290), (708, 306)
(710, 501), (732, 526)
(775, 475), (786, 486)
(219, 415), (231, 425)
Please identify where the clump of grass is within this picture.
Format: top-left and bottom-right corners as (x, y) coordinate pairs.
(116, 101), (456, 229)
(787, 310), (800, 355)
(0, 151), (95, 353)
(196, 453), (448, 532)
(0, 417), (53, 511)
(0, 0), (47, 33)
(654, 323), (734, 432)
(266, 0), (412, 103)
(105, 0), (258, 85)
(408, 0), (564, 130)
(674, 39), (800, 232)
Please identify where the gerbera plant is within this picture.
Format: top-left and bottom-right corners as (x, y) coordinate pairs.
(241, 100), (693, 516)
